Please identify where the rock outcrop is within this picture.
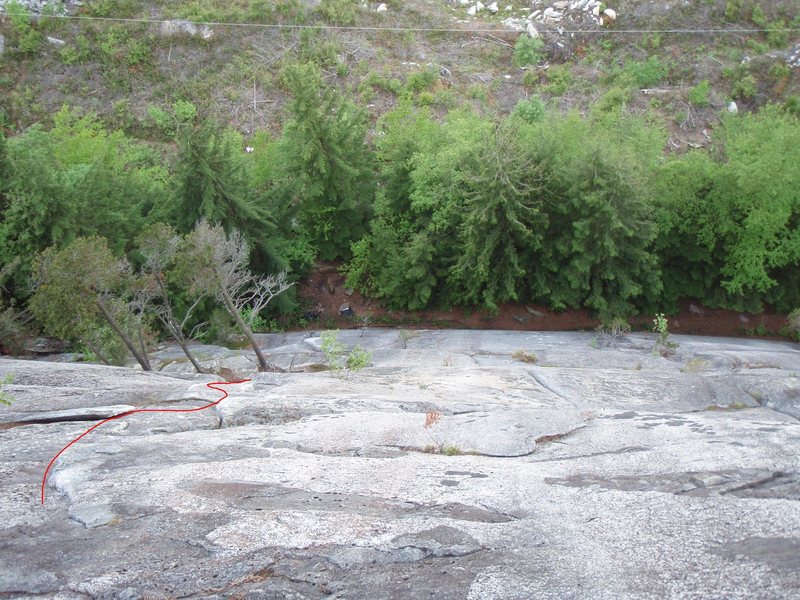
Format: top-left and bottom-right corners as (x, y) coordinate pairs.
(1, 330), (799, 598)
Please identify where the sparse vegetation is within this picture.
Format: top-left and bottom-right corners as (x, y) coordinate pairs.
(320, 330), (372, 379)
(0, 373), (14, 406)
(511, 350), (537, 364)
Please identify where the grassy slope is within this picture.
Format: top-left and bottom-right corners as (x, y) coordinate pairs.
(0, 0), (797, 145)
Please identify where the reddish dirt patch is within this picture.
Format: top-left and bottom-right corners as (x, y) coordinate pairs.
(296, 263), (794, 341)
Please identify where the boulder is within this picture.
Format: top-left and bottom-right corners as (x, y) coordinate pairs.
(159, 19), (214, 40)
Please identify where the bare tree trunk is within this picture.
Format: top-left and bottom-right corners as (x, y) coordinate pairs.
(175, 335), (206, 374)
(218, 286), (269, 371)
(96, 296), (151, 371)
(154, 275), (205, 373)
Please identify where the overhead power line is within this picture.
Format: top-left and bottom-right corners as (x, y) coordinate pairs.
(1, 10), (799, 35)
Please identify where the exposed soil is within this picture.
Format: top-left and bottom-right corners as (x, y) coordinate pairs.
(296, 263), (795, 340)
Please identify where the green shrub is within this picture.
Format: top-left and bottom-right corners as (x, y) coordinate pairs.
(512, 96), (546, 123)
(320, 330), (371, 379)
(724, 64), (757, 99)
(622, 56), (668, 88)
(0, 373), (14, 406)
(319, 0), (359, 25)
(766, 20), (789, 48)
(60, 35), (92, 65)
(406, 68), (438, 93)
(688, 80), (711, 107)
(513, 35), (545, 68)
(5, 0), (42, 55)
(543, 64), (574, 96)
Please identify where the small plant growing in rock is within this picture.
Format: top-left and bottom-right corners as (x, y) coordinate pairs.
(0, 373), (14, 406)
(346, 345), (372, 375)
(512, 350), (537, 363)
(442, 445), (462, 456)
(398, 329), (419, 349)
(320, 330), (372, 380)
(652, 313), (678, 355)
(593, 317), (631, 348)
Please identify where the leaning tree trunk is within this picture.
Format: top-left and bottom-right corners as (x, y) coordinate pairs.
(154, 275), (205, 374)
(218, 287), (269, 372)
(96, 295), (152, 371)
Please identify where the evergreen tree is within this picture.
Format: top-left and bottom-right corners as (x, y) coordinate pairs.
(170, 120), (288, 276)
(281, 62), (375, 260)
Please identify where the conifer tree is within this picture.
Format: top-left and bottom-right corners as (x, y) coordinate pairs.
(281, 62), (375, 260)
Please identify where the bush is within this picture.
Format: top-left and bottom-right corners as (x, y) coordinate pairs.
(512, 96), (546, 123)
(513, 35), (544, 68)
(319, 0), (359, 25)
(688, 80), (711, 107)
(622, 56), (669, 88)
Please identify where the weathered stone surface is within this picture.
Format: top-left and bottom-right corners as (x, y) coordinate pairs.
(68, 503), (117, 528)
(1, 330), (799, 598)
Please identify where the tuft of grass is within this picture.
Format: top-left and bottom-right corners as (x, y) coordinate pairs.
(681, 357), (709, 373)
(512, 349), (537, 363)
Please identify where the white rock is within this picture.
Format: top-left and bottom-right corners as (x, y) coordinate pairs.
(592, 4), (600, 16)
(502, 17), (527, 30)
(46, 36), (65, 46)
(553, 0), (568, 8)
(459, 0), (471, 4)
(603, 8), (616, 20)
(543, 7), (563, 18)
(467, 4), (477, 15)
(727, 101), (738, 114)
(487, 2), (498, 12)
(526, 21), (540, 37)
(505, 5), (513, 10)
(529, 10), (541, 18)
(376, 2), (387, 11)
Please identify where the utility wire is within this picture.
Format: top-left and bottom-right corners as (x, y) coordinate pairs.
(2, 10), (799, 35)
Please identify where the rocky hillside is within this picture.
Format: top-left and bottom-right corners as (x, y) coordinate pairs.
(0, 0), (797, 150)
(1, 330), (799, 597)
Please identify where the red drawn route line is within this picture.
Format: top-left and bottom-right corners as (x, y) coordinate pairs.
(41, 379), (251, 505)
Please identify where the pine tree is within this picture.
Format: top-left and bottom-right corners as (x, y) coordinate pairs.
(281, 62), (375, 260)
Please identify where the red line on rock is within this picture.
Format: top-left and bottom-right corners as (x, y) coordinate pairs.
(40, 379), (251, 505)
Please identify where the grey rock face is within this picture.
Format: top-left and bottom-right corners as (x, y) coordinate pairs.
(1, 330), (799, 598)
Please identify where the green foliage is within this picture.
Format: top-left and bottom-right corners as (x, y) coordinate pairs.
(280, 62), (375, 260)
(319, 0), (359, 25)
(320, 330), (371, 379)
(621, 56), (669, 88)
(688, 80), (711, 107)
(0, 373), (14, 406)
(513, 35), (544, 68)
(5, 0), (42, 55)
(0, 108), (164, 292)
(60, 35), (93, 66)
(405, 68), (439, 93)
(594, 87), (630, 113)
(652, 313), (677, 354)
(511, 96), (546, 124)
(542, 64), (574, 96)
(29, 237), (150, 366)
(723, 64), (757, 99)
